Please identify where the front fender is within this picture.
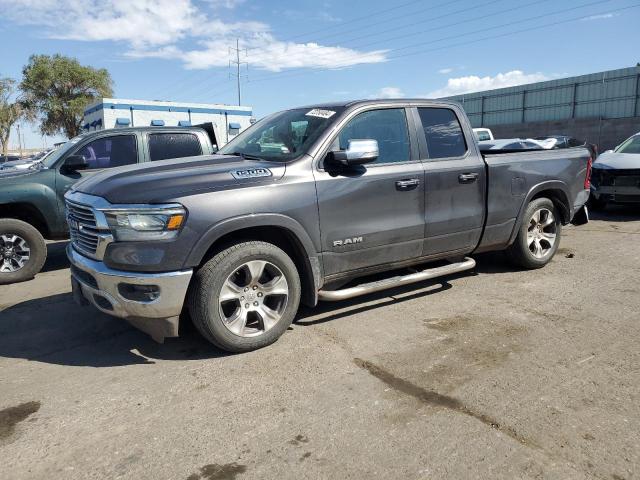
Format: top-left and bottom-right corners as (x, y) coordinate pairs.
(0, 175), (59, 236)
(185, 213), (322, 303)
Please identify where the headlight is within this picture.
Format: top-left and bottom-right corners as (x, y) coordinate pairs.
(103, 205), (186, 241)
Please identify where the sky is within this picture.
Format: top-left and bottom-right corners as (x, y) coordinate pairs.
(1, 0), (639, 148)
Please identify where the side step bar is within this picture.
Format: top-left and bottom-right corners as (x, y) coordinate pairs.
(318, 257), (476, 302)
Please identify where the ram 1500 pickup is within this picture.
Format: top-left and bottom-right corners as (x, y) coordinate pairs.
(0, 126), (216, 284)
(65, 100), (591, 352)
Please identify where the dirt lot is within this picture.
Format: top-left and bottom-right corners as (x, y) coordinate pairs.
(1, 207), (639, 480)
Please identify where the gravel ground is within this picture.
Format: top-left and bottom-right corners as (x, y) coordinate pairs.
(1, 207), (639, 480)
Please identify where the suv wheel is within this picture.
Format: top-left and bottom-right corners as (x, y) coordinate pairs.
(0, 219), (47, 284)
(506, 198), (561, 269)
(188, 241), (301, 352)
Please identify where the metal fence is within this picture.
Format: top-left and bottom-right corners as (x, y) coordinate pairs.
(443, 66), (640, 128)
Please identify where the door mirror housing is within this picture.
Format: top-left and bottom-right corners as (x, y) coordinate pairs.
(328, 139), (379, 167)
(62, 155), (89, 172)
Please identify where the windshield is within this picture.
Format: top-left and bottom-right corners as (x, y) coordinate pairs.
(615, 135), (640, 154)
(218, 107), (345, 161)
(42, 136), (83, 168)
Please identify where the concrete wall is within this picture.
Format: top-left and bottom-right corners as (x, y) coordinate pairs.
(488, 116), (640, 152)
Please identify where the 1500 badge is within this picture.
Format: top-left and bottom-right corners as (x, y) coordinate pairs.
(231, 168), (272, 179)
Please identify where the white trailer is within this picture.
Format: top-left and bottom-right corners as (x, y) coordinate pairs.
(82, 98), (254, 147)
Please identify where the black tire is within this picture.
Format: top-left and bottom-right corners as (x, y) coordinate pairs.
(187, 241), (301, 353)
(587, 195), (607, 211)
(0, 218), (47, 285)
(506, 197), (562, 270)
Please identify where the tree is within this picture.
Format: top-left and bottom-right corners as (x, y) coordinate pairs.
(20, 54), (113, 139)
(0, 77), (23, 157)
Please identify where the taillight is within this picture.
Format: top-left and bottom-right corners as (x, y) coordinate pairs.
(584, 157), (593, 189)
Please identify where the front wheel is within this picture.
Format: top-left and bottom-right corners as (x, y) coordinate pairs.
(506, 198), (561, 269)
(0, 219), (47, 285)
(188, 241), (301, 352)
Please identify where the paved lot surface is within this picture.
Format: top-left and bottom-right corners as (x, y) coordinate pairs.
(1, 207), (639, 480)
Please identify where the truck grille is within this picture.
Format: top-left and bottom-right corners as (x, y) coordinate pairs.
(66, 201), (100, 256)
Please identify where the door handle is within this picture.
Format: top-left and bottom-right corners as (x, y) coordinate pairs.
(395, 178), (420, 191)
(458, 173), (479, 184)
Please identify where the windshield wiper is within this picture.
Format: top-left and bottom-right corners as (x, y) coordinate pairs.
(222, 151), (264, 161)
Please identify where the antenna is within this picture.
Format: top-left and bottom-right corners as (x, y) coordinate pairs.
(229, 38), (248, 106)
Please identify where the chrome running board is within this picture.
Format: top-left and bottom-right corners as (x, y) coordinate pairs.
(318, 257), (476, 302)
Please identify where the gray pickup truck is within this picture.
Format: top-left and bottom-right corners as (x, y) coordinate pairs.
(66, 100), (591, 352)
(0, 125), (216, 284)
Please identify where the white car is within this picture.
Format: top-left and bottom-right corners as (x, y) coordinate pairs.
(473, 128), (494, 141)
(478, 138), (545, 151)
(0, 149), (55, 171)
(589, 132), (640, 209)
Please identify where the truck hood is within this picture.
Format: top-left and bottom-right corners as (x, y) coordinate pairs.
(593, 151), (640, 170)
(72, 154), (287, 204)
(0, 165), (46, 180)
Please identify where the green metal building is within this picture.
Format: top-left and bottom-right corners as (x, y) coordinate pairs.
(442, 66), (640, 151)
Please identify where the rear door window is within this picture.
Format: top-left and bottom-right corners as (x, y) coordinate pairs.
(417, 108), (467, 159)
(75, 135), (137, 169)
(149, 133), (202, 161)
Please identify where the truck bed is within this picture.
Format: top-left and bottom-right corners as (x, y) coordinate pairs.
(476, 147), (591, 253)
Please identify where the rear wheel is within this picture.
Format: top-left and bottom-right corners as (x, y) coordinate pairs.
(0, 219), (47, 284)
(506, 198), (561, 269)
(188, 241), (301, 352)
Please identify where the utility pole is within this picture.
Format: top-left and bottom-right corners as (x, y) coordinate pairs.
(16, 123), (22, 157)
(229, 38), (248, 106)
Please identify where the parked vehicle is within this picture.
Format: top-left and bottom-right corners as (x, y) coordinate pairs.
(473, 128), (494, 141)
(478, 138), (546, 151)
(0, 126), (216, 284)
(0, 155), (21, 164)
(589, 132), (640, 210)
(0, 149), (56, 171)
(65, 100), (591, 351)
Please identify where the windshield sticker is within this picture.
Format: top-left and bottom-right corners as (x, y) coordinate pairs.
(306, 109), (336, 119)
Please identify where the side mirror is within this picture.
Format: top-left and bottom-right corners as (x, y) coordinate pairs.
(327, 139), (379, 167)
(62, 154), (89, 172)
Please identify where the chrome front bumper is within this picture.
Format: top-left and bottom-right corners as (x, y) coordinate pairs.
(67, 245), (193, 342)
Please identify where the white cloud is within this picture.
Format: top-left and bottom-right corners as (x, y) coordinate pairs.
(581, 13), (618, 21)
(426, 70), (549, 98)
(205, 0), (247, 9)
(0, 0), (387, 71)
(438, 68), (453, 74)
(375, 87), (404, 99)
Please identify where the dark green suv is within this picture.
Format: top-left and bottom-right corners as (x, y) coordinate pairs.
(0, 126), (215, 284)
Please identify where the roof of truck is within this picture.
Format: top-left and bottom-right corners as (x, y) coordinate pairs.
(299, 98), (461, 110)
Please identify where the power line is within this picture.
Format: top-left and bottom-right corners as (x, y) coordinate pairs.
(152, 0), (468, 100)
(242, 2), (638, 89)
(244, 0), (471, 56)
(246, 0), (616, 84)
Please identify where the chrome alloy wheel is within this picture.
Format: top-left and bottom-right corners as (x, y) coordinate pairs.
(218, 260), (289, 337)
(527, 208), (557, 259)
(0, 234), (31, 273)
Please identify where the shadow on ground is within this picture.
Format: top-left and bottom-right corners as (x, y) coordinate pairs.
(0, 292), (228, 368)
(0, 250), (518, 367)
(42, 241), (70, 273)
(590, 204), (640, 222)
